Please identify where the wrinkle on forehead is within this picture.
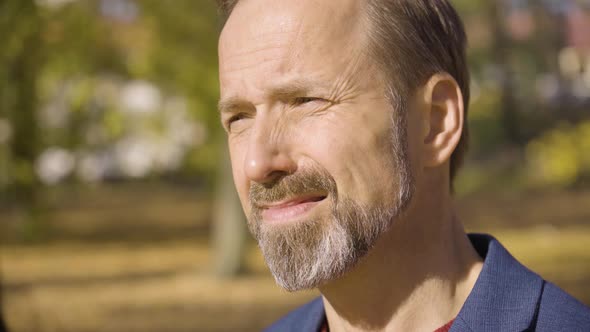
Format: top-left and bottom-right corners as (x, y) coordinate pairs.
(217, 0), (379, 115)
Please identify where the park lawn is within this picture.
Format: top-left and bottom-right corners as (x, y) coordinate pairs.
(2, 225), (590, 332)
(1, 185), (590, 331)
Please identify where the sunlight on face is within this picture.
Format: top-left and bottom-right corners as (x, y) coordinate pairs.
(218, 0), (415, 290)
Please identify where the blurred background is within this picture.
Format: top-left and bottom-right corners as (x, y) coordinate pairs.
(0, 0), (589, 331)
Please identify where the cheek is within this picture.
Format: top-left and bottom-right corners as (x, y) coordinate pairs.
(295, 108), (395, 203)
(228, 140), (251, 212)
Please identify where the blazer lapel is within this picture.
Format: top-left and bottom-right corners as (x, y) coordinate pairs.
(266, 234), (545, 332)
(451, 234), (545, 332)
(264, 296), (325, 332)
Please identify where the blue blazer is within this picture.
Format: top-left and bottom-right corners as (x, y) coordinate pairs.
(265, 234), (590, 331)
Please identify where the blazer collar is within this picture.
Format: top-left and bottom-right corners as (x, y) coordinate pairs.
(451, 234), (544, 332)
(280, 234), (545, 332)
(264, 296), (325, 332)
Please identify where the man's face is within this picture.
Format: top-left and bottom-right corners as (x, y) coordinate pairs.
(218, 0), (414, 291)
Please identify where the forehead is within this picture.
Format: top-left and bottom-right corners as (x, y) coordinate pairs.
(218, 0), (369, 99)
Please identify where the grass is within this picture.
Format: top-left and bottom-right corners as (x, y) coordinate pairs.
(1, 241), (317, 332)
(1, 183), (590, 331)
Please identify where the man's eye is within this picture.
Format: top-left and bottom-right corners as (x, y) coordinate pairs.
(226, 113), (247, 131)
(293, 97), (323, 105)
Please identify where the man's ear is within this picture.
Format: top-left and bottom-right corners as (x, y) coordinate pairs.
(420, 73), (464, 168)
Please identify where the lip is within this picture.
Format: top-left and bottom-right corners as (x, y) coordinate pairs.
(259, 194), (327, 223)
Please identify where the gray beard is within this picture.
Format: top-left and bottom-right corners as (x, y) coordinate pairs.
(247, 101), (413, 291)
(250, 195), (403, 291)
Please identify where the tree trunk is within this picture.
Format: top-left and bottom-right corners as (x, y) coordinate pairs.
(0, 0), (43, 239)
(211, 142), (248, 277)
(489, 0), (522, 145)
(9, 0), (41, 203)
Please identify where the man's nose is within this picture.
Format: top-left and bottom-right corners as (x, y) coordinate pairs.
(244, 120), (296, 184)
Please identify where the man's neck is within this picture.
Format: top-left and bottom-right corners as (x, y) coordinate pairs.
(319, 183), (483, 332)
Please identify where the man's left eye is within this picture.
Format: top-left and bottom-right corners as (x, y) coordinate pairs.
(293, 97), (323, 105)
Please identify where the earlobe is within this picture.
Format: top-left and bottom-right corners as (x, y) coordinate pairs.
(422, 74), (464, 168)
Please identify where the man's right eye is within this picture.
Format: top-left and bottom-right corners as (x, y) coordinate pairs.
(226, 113), (247, 131)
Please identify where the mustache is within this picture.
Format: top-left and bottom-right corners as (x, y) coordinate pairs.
(249, 166), (337, 206)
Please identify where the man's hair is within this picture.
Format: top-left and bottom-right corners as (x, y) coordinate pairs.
(216, 0), (470, 183)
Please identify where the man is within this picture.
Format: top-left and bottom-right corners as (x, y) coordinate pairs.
(216, 0), (590, 331)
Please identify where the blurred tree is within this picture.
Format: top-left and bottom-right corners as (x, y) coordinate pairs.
(0, 0), (43, 237)
(0, 0), (248, 272)
(488, 0), (523, 145)
(212, 145), (247, 277)
(138, 0), (248, 276)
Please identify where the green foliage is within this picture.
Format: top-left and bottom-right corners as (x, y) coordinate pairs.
(103, 108), (125, 139)
(526, 122), (590, 187)
(451, 0), (488, 16)
(0, 0), (42, 206)
(1, 0), (589, 197)
(467, 86), (506, 155)
(140, 0), (220, 121)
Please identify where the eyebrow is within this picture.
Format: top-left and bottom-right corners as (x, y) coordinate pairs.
(217, 78), (319, 114)
(217, 96), (249, 114)
(271, 78), (315, 100)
